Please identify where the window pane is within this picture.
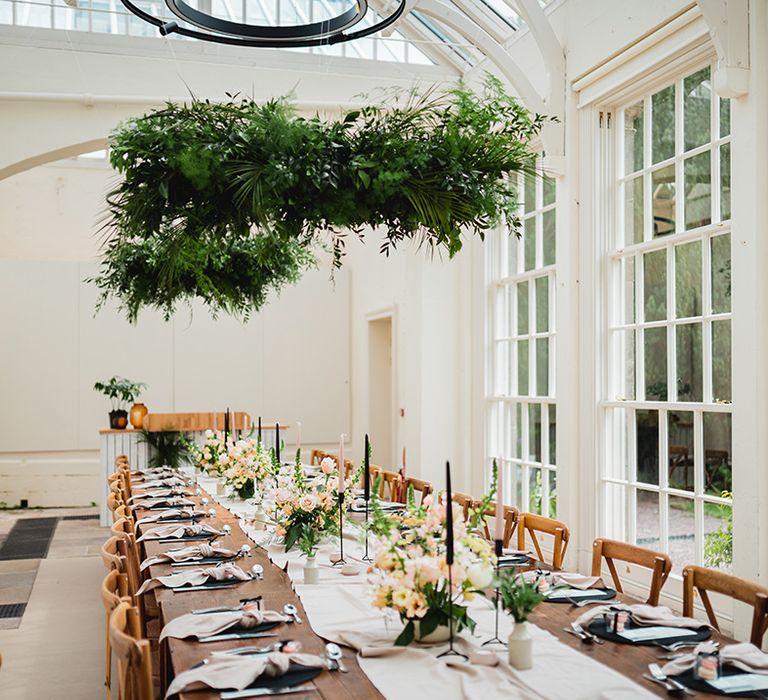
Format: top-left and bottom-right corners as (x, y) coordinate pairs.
(624, 101), (645, 175)
(513, 404), (522, 459)
(644, 327), (667, 401)
(704, 501), (732, 571)
(542, 209), (556, 266)
(536, 338), (549, 396)
(548, 469), (557, 517)
(668, 410), (694, 491)
(524, 172), (536, 213)
(720, 142), (731, 221)
(677, 323), (703, 402)
(623, 256), (636, 324)
(494, 341), (508, 394)
(684, 151), (712, 230)
(669, 495), (695, 573)
(518, 340), (529, 396)
(507, 231), (519, 276)
(618, 329), (635, 400)
(543, 175), (556, 207)
(719, 97), (731, 138)
(652, 164), (676, 237)
(637, 409), (659, 485)
(712, 319), (732, 403)
(704, 413), (732, 497)
(15, 0), (52, 26)
(1, 1), (14, 23)
(524, 217), (536, 271)
(711, 234), (731, 314)
(517, 281), (529, 335)
(636, 489), (660, 549)
(535, 276), (548, 332)
(644, 249), (667, 321)
(624, 175), (644, 245)
(548, 405), (557, 465)
(684, 67), (711, 151)
(652, 85), (675, 163)
(675, 240), (702, 319)
(513, 463), (523, 507)
(529, 403), (542, 462)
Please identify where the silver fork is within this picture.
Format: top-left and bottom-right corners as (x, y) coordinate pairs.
(647, 663), (696, 696)
(570, 621), (604, 644)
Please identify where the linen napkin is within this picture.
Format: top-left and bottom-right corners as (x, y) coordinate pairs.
(129, 489), (193, 502)
(131, 497), (196, 509)
(520, 570), (604, 590)
(140, 543), (238, 571)
(136, 522), (222, 542)
(160, 606), (288, 640)
(136, 562), (251, 595)
(132, 467), (178, 479)
(135, 508), (208, 525)
(165, 651), (326, 698)
(135, 476), (187, 489)
(575, 603), (710, 629)
(662, 642), (768, 677)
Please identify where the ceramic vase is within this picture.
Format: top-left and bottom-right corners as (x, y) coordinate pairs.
(508, 620), (533, 670)
(129, 402), (148, 429)
(413, 620), (452, 644)
(304, 555), (319, 584)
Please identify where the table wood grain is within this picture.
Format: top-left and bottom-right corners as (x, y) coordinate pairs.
(135, 485), (733, 699)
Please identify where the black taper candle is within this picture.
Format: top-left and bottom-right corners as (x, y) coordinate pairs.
(364, 434), (370, 501)
(445, 460), (454, 565)
(224, 408), (230, 446)
(275, 423), (280, 464)
(258, 416), (262, 443)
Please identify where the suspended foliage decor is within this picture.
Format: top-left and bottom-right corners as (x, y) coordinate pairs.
(94, 77), (546, 322)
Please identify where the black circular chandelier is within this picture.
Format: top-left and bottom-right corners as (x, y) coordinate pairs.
(120, 0), (408, 48)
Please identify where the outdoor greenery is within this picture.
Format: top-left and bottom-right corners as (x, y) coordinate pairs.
(139, 429), (195, 470)
(704, 491), (733, 569)
(94, 77), (546, 321)
(93, 376), (146, 410)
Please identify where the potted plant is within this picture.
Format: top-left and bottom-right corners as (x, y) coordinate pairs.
(93, 376), (147, 429)
(139, 429), (194, 470)
(498, 569), (546, 669)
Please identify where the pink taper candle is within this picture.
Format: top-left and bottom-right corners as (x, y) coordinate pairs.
(338, 434), (345, 493)
(495, 461), (504, 541)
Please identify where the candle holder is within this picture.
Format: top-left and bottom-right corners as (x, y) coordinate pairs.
(482, 539), (507, 647)
(436, 563), (468, 661)
(332, 492), (347, 566)
(362, 498), (372, 562)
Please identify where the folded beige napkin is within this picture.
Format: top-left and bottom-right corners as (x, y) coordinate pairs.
(140, 543), (238, 571)
(575, 603), (709, 629)
(521, 570), (604, 590)
(662, 642), (768, 677)
(136, 522), (222, 542)
(132, 497), (196, 509)
(129, 489), (192, 502)
(135, 508), (208, 525)
(132, 467), (178, 479)
(136, 476), (187, 489)
(160, 606), (288, 640)
(137, 562), (251, 595)
(165, 652), (326, 698)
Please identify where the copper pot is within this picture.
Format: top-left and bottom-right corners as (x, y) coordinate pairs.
(129, 403), (148, 429)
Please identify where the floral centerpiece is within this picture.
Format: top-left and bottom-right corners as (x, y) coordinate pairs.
(368, 486), (495, 646)
(224, 437), (274, 500)
(196, 429), (227, 476)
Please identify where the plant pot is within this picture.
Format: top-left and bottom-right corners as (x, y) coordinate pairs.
(508, 621), (533, 670)
(413, 620), (452, 644)
(252, 503), (267, 531)
(129, 402), (148, 429)
(303, 556), (320, 584)
(109, 409), (129, 430)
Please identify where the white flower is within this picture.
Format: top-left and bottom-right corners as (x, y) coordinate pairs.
(466, 562), (493, 589)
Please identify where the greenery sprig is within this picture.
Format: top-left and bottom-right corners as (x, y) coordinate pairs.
(95, 77), (546, 321)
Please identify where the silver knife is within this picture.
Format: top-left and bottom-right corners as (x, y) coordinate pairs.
(200, 632), (278, 643)
(220, 684), (316, 698)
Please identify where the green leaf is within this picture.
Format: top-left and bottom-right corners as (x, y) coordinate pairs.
(394, 620), (415, 646)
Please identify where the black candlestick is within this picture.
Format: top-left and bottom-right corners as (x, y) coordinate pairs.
(332, 492), (347, 566)
(224, 408), (229, 447)
(482, 539), (507, 647)
(362, 433), (372, 562)
(258, 416), (262, 444)
(275, 423), (280, 464)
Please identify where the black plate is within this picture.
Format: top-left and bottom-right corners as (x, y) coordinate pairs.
(673, 667), (768, 697)
(158, 534), (218, 542)
(543, 587), (617, 604)
(171, 556), (236, 566)
(588, 618), (711, 646)
(248, 663), (322, 690)
(497, 554), (531, 568)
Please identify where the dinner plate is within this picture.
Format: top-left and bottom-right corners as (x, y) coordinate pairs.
(544, 587), (617, 604)
(171, 556), (237, 567)
(673, 667), (768, 696)
(497, 553), (531, 568)
(247, 664), (322, 690)
(587, 618), (711, 646)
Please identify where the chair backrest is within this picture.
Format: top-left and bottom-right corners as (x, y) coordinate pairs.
(109, 601), (153, 700)
(474, 502), (519, 548)
(403, 477), (432, 503)
(452, 492), (473, 521)
(107, 492), (123, 514)
(376, 469), (400, 501)
(683, 565), (768, 646)
(309, 449), (325, 466)
(591, 538), (672, 605)
(113, 504), (135, 526)
(101, 569), (130, 613)
(517, 512), (570, 569)
(101, 535), (125, 572)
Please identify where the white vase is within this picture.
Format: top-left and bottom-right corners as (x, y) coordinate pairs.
(216, 478), (226, 495)
(252, 504), (267, 531)
(303, 556), (320, 584)
(507, 621), (533, 670)
(413, 620), (452, 644)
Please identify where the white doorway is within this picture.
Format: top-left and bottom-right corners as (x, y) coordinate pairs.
(368, 313), (395, 469)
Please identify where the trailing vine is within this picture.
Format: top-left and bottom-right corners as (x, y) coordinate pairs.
(95, 77), (546, 321)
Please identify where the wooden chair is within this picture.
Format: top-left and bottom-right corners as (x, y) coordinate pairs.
(683, 565), (768, 646)
(109, 601), (154, 700)
(591, 538), (672, 605)
(474, 502), (519, 548)
(101, 536), (125, 573)
(102, 570), (130, 700)
(516, 512), (570, 569)
(113, 504), (135, 527)
(364, 464), (382, 492)
(402, 476), (432, 504)
(452, 492), (473, 520)
(309, 449), (325, 466)
(376, 469), (400, 501)
(107, 492), (123, 515)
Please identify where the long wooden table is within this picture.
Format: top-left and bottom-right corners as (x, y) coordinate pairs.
(135, 485), (733, 699)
